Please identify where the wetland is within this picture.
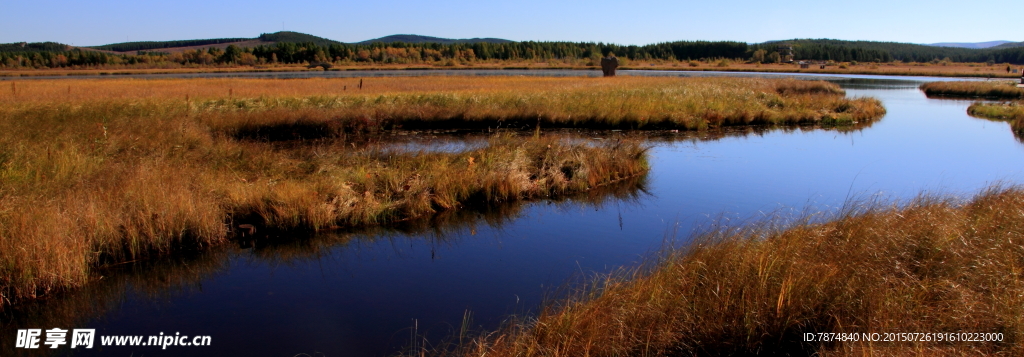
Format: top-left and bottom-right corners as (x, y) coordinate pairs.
(2, 71), (1023, 356)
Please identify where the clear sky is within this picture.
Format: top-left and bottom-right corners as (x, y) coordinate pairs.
(3, 0), (1020, 46)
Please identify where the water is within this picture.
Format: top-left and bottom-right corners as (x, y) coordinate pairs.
(3, 72), (1022, 357)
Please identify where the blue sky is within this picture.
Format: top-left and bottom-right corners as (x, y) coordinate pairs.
(3, 0), (1020, 46)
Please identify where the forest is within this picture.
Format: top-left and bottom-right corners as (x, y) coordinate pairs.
(1, 37), (1023, 69)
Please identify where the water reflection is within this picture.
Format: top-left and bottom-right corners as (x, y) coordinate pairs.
(0, 250), (230, 357)
(0, 175), (648, 357)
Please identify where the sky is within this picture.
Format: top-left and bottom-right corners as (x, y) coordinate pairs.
(3, 0), (1020, 46)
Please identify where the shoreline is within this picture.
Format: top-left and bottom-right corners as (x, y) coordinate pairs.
(2, 63), (1020, 80)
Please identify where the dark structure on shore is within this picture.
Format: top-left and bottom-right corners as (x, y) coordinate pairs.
(601, 54), (619, 77)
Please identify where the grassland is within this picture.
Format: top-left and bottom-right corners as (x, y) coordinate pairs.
(0, 76), (882, 309)
(921, 81), (1024, 99)
(449, 187), (1024, 357)
(3, 76), (884, 130)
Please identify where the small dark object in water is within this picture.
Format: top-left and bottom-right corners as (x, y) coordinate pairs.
(601, 55), (619, 77)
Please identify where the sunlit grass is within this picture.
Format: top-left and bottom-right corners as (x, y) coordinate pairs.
(0, 76), (881, 309)
(452, 187), (1024, 357)
(921, 81), (1024, 99)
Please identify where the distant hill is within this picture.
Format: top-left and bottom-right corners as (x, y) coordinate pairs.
(356, 34), (512, 45)
(992, 41), (1024, 49)
(89, 37), (252, 52)
(79, 32), (341, 53)
(257, 31), (343, 46)
(759, 39), (986, 62)
(0, 42), (72, 52)
(76, 32), (507, 54)
(927, 41), (1012, 49)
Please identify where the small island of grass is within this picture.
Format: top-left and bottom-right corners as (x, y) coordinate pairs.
(920, 80), (1024, 99)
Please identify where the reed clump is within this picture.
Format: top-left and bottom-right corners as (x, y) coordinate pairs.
(920, 81), (1024, 99)
(456, 187), (1024, 357)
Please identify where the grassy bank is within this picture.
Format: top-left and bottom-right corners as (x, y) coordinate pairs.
(0, 133), (647, 309)
(453, 187), (1024, 356)
(920, 80), (1024, 99)
(0, 175), (649, 357)
(0, 76), (881, 309)
(2, 76), (885, 130)
(968, 101), (1024, 140)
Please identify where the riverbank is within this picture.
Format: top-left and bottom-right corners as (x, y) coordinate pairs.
(968, 102), (1024, 139)
(454, 187), (1024, 356)
(1, 61), (1019, 79)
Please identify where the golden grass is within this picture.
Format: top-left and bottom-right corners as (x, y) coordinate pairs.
(1, 76), (885, 130)
(921, 81), (1024, 99)
(452, 187), (1024, 357)
(0, 133), (648, 309)
(0, 76), (881, 309)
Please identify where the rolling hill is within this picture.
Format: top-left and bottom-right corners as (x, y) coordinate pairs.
(993, 41), (1024, 49)
(927, 41), (1012, 49)
(355, 34), (512, 45)
(49, 32), (510, 54)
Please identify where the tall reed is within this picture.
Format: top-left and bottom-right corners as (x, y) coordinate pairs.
(454, 187), (1024, 356)
(921, 81), (1024, 99)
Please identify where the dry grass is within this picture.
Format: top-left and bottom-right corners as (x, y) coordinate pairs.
(451, 187), (1024, 357)
(1, 77), (884, 130)
(0, 76), (882, 309)
(0, 132), (648, 309)
(921, 81), (1024, 99)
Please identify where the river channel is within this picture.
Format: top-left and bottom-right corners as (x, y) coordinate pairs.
(2, 71), (1023, 356)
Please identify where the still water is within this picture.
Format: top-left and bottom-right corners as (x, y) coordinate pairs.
(3, 72), (1022, 356)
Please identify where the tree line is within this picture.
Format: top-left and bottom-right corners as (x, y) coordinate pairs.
(2, 39), (1023, 69)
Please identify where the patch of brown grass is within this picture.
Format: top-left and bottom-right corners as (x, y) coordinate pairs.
(1, 77), (885, 130)
(921, 81), (1024, 99)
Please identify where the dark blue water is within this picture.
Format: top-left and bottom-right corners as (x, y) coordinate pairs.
(3, 73), (1022, 357)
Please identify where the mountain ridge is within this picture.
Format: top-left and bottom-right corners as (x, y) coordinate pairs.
(926, 41), (1012, 49)
(355, 34), (512, 45)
